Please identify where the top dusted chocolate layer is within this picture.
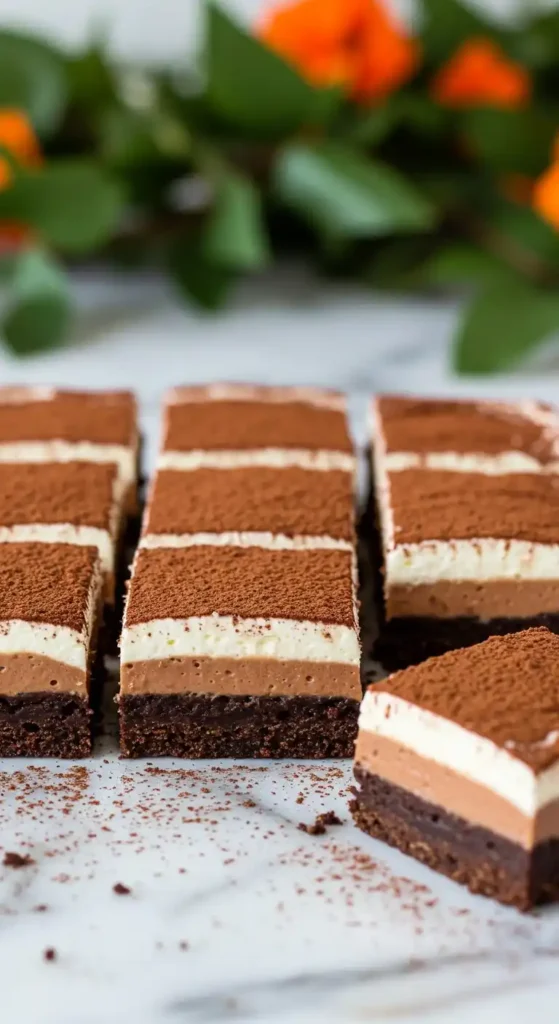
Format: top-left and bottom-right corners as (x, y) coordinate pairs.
(389, 469), (559, 544)
(144, 467), (354, 540)
(376, 395), (559, 461)
(126, 546), (356, 627)
(162, 386), (353, 453)
(0, 462), (117, 529)
(0, 543), (98, 632)
(0, 389), (137, 445)
(377, 628), (559, 772)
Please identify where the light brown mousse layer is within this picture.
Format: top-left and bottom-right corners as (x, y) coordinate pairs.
(355, 731), (559, 847)
(0, 653), (88, 697)
(386, 579), (559, 619)
(121, 656), (362, 700)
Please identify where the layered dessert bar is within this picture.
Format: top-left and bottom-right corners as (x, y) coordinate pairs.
(0, 462), (120, 603)
(0, 387), (140, 522)
(351, 628), (559, 910)
(119, 384), (361, 757)
(0, 543), (103, 757)
(369, 395), (559, 668)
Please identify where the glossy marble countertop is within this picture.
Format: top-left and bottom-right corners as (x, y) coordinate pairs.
(1, 269), (559, 1024)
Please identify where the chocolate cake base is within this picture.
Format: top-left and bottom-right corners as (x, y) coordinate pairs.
(120, 693), (360, 758)
(0, 694), (92, 758)
(374, 613), (559, 672)
(351, 766), (559, 910)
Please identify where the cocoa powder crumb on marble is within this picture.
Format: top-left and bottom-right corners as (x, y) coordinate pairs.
(113, 883), (131, 895)
(3, 851), (35, 869)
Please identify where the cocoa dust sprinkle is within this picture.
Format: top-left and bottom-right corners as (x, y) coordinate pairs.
(113, 883), (131, 895)
(3, 851), (35, 869)
(298, 811), (343, 835)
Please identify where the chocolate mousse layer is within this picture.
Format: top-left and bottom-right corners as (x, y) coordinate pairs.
(354, 732), (559, 847)
(0, 653), (88, 697)
(122, 657), (360, 699)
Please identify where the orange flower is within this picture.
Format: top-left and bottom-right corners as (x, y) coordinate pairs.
(0, 109), (41, 188)
(533, 135), (559, 231)
(0, 110), (41, 250)
(432, 39), (531, 109)
(258, 0), (419, 102)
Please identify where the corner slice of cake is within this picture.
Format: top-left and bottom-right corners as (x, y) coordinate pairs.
(0, 543), (103, 757)
(351, 628), (559, 910)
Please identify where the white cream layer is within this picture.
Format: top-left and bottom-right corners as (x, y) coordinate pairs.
(0, 441), (136, 493)
(167, 384), (347, 412)
(140, 531), (352, 552)
(0, 556), (101, 671)
(158, 449), (356, 473)
(0, 523), (115, 573)
(121, 616), (360, 666)
(359, 689), (559, 816)
(386, 538), (559, 585)
(383, 451), (552, 474)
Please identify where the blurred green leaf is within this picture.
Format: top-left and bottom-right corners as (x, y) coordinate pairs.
(0, 31), (68, 134)
(462, 108), (556, 175)
(454, 282), (559, 373)
(204, 171), (269, 270)
(205, 3), (333, 134)
(2, 248), (71, 354)
(349, 104), (402, 147)
(420, 0), (500, 62)
(274, 142), (437, 239)
(168, 236), (233, 310)
(0, 162), (124, 253)
(66, 41), (117, 109)
(486, 200), (559, 271)
(515, 9), (559, 68)
(419, 244), (514, 286)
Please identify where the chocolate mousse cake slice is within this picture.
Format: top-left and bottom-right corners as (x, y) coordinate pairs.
(351, 628), (559, 910)
(0, 543), (103, 757)
(120, 545), (360, 757)
(369, 395), (559, 669)
(0, 461), (121, 604)
(158, 384), (356, 472)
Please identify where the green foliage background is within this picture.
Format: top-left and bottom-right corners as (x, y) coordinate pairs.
(0, 0), (558, 372)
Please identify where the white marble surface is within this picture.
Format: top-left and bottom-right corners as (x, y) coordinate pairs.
(1, 271), (559, 1024)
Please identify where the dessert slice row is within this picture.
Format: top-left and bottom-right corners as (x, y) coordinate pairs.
(119, 385), (362, 757)
(0, 388), (139, 756)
